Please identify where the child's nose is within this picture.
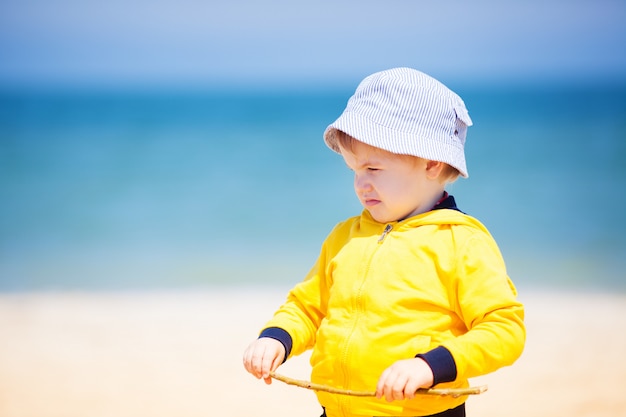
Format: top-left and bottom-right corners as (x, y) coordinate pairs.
(354, 174), (371, 192)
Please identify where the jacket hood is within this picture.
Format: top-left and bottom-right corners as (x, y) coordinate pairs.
(358, 205), (491, 236)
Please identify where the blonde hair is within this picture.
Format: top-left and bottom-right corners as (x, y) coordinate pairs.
(334, 130), (460, 184)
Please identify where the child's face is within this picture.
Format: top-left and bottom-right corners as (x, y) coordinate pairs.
(339, 140), (439, 223)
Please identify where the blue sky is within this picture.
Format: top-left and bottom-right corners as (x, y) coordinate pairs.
(0, 0), (625, 88)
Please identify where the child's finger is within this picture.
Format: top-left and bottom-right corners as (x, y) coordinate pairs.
(403, 379), (420, 400)
(243, 341), (271, 379)
(260, 343), (282, 378)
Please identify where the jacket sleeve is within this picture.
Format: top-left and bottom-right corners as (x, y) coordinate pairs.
(260, 231), (336, 359)
(440, 231), (526, 381)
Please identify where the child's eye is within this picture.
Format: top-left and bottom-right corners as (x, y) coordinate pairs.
(367, 167), (380, 172)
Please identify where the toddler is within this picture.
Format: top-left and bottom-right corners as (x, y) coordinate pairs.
(243, 67), (525, 417)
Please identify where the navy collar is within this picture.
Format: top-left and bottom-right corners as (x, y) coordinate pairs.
(432, 192), (462, 212)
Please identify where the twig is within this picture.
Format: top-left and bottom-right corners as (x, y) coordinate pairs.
(270, 372), (487, 398)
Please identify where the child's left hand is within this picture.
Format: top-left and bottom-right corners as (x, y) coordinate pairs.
(375, 358), (434, 402)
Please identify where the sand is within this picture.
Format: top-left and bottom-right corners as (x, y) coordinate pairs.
(0, 286), (625, 417)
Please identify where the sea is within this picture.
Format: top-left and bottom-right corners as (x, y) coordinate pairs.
(1, 82), (625, 292)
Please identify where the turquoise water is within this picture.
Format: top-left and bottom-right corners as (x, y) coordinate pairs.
(1, 84), (625, 292)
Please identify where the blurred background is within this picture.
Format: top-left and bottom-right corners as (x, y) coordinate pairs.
(1, 0), (625, 293)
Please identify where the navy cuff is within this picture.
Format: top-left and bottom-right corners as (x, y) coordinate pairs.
(259, 327), (293, 362)
(416, 346), (457, 386)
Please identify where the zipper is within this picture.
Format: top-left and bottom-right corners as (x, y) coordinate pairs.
(377, 224), (393, 243)
(339, 224), (392, 414)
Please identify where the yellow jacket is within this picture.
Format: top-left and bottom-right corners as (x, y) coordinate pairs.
(263, 207), (525, 416)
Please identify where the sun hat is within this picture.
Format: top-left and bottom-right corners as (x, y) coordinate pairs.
(324, 67), (473, 178)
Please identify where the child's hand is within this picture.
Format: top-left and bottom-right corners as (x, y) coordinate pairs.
(242, 337), (286, 385)
(375, 358), (434, 402)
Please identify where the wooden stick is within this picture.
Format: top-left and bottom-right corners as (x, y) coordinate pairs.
(270, 372), (487, 398)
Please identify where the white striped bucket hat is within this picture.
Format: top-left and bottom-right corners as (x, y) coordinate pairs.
(324, 67), (473, 178)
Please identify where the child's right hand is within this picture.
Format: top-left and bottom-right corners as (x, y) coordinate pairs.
(242, 337), (286, 384)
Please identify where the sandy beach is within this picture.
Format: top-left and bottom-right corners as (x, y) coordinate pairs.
(1, 286), (625, 417)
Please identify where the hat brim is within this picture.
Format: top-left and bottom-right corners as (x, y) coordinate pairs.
(324, 111), (468, 178)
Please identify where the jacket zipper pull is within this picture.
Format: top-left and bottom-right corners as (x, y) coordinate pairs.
(378, 224), (392, 243)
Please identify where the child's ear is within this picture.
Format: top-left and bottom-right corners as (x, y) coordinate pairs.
(425, 160), (445, 179)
